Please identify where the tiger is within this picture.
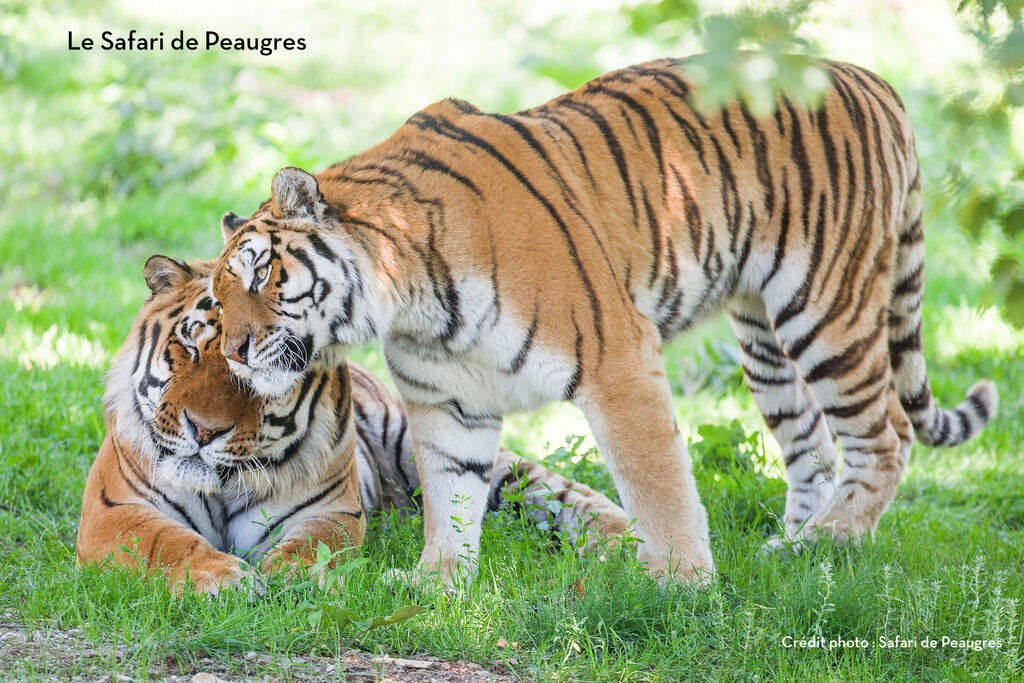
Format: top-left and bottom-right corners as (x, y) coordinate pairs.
(209, 56), (998, 587)
(76, 256), (630, 596)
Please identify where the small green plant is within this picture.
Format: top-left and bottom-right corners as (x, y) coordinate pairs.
(287, 541), (424, 634)
(542, 435), (617, 502)
(690, 420), (786, 534)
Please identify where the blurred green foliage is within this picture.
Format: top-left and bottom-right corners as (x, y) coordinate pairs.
(620, 0), (1024, 327)
(944, 0), (1024, 326)
(624, 0), (830, 114)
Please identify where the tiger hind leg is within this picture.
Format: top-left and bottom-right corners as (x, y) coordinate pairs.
(488, 449), (631, 555)
(726, 295), (839, 545)
(772, 302), (906, 543)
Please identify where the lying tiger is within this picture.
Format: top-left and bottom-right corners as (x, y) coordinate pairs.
(76, 256), (629, 595)
(210, 57), (998, 586)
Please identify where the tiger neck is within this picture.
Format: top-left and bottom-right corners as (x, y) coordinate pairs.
(234, 366), (356, 503)
(317, 170), (476, 343)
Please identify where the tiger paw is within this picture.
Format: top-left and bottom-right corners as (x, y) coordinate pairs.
(381, 566), (458, 597)
(642, 548), (716, 588)
(181, 557), (263, 599)
(792, 501), (879, 546)
(760, 534), (807, 557)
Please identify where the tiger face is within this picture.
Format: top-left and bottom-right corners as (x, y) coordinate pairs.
(108, 256), (264, 494)
(211, 168), (372, 399)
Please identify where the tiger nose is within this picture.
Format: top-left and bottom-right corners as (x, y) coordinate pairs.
(224, 334), (251, 365)
(184, 410), (231, 448)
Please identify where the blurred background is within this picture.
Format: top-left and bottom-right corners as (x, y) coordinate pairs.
(1, 0), (1022, 491)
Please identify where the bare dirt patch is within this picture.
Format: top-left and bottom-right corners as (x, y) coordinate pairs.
(0, 620), (515, 682)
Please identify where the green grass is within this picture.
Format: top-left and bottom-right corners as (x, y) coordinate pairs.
(2, 1), (1023, 680)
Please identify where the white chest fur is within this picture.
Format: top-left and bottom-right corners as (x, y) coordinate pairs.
(383, 275), (577, 416)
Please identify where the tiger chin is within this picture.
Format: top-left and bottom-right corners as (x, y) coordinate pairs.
(211, 56), (997, 588)
(76, 257), (630, 596)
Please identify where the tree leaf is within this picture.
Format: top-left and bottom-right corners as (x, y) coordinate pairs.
(958, 192), (998, 238)
(991, 255), (1023, 293)
(1001, 205), (1024, 237)
(1003, 279), (1024, 329)
(363, 605), (426, 630)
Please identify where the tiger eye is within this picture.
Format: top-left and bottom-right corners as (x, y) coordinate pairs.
(255, 265), (269, 281)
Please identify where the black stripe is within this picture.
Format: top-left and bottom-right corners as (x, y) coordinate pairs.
(533, 111), (599, 189)
(783, 98), (814, 241)
(441, 398), (501, 430)
(707, 134), (740, 249)
(763, 408), (805, 429)
(643, 186), (662, 288)
(816, 105), (841, 223)
(115, 439), (201, 534)
(956, 408), (970, 441)
(556, 100), (638, 227)
(730, 311), (769, 331)
(255, 471), (356, 546)
(407, 112), (605, 353)
(398, 149), (483, 197)
(791, 412), (824, 443)
(738, 338), (786, 368)
(901, 381), (932, 413)
(721, 106), (742, 157)
(434, 446), (491, 482)
(509, 306), (539, 373)
(893, 263), (923, 297)
(563, 314), (584, 401)
(968, 392), (989, 422)
(661, 101), (709, 174)
(100, 488), (124, 507)
(275, 374), (330, 467)
(587, 85), (667, 197)
(761, 168), (791, 288)
(823, 385), (886, 419)
(670, 164), (703, 260)
(802, 303), (884, 385)
(386, 356), (441, 393)
(737, 102), (775, 216)
(888, 322), (922, 357)
(742, 364), (795, 385)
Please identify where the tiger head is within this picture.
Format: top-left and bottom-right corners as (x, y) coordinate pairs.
(106, 256), (265, 494)
(211, 167), (378, 398)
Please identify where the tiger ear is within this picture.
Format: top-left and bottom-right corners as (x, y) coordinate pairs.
(271, 166), (331, 220)
(221, 211), (248, 242)
(143, 255), (194, 294)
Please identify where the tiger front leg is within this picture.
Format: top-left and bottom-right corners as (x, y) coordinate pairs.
(576, 332), (714, 585)
(259, 511), (366, 585)
(77, 437), (256, 598)
(406, 399), (502, 588)
(78, 506), (254, 597)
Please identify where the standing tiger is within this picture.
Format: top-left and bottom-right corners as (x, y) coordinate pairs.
(76, 257), (629, 595)
(210, 57), (997, 586)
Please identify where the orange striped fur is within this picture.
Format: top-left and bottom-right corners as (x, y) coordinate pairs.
(78, 259), (628, 595)
(211, 57), (997, 585)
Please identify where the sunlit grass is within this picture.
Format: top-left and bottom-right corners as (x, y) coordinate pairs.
(2, 323), (110, 370)
(934, 304), (1024, 358)
(2, 0), (1023, 679)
